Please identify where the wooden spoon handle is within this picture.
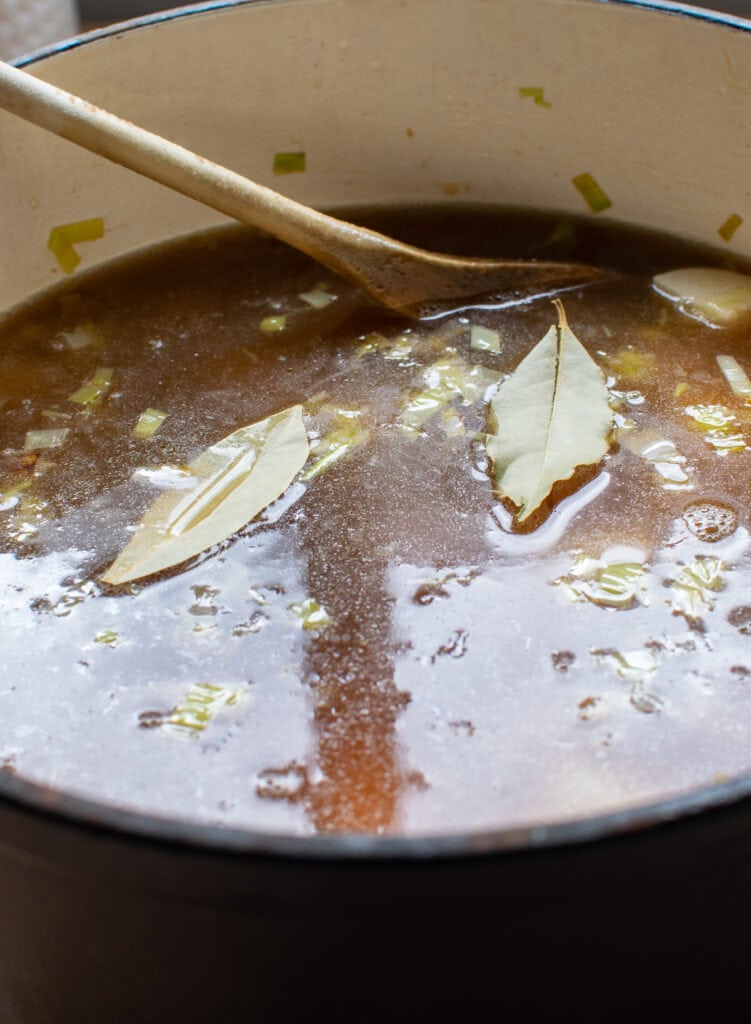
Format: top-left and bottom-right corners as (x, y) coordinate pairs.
(0, 60), (391, 272)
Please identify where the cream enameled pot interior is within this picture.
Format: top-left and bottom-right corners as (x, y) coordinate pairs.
(2, 0), (751, 850)
(2, 0), (751, 313)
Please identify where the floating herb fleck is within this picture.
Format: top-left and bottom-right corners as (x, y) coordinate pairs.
(487, 301), (612, 522)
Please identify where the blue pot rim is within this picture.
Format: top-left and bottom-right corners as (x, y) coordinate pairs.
(5, 0), (751, 862)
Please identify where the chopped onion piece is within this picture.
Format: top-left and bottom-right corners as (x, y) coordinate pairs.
(24, 428), (69, 451)
(470, 325), (501, 352)
(653, 268), (751, 326)
(58, 324), (98, 350)
(133, 408), (169, 439)
(717, 355), (751, 401)
(299, 287), (335, 309)
(288, 597), (331, 631)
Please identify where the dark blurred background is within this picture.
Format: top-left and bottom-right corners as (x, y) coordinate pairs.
(78, 0), (751, 21)
(2, 0), (751, 64)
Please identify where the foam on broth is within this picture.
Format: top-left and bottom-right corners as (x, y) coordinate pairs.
(1, 206), (750, 837)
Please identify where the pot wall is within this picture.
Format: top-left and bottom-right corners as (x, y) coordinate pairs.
(2, 0), (751, 313)
(0, 782), (750, 1020)
(3, 1), (751, 1019)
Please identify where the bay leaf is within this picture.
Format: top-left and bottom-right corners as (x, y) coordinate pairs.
(102, 405), (309, 585)
(487, 300), (612, 522)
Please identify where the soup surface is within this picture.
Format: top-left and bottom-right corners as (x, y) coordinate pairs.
(1, 206), (751, 837)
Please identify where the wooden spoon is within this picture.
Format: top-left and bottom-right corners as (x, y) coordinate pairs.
(0, 60), (609, 316)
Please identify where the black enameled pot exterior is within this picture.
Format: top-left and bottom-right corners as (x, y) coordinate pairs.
(3, 2), (751, 1018)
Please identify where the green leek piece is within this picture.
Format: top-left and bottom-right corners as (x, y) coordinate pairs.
(572, 173), (612, 214)
(133, 408), (169, 440)
(591, 647), (657, 682)
(717, 355), (751, 402)
(356, 332), (390, 357)
(685, 403), (747, 453)
(288, 597), (332, 630)
(299, 286), (335, 309)
(24, 427), (69, 451)
(0, 480), (30, 510)
(554, 552), (650, 610)
(273, 151), (306, 175)
(94, 630), (120, 647)
(606, 347), (656, 382)
(718, 214), (743, 243)
(470, 325), (501, 353)
(383, 335), (416, 363)
(301, 408), (369, 481)
(69, 367), (114, 406)
(165, 682), (240, 734)
(7, 494), (49, 542)
(518, 85), (552, 109)
(48, 218), (105, 274)
(260, 315), (287, 334)
(356, 332), (416, 365)
(668, 557), (727, 619)
(399, 350), (498, 433)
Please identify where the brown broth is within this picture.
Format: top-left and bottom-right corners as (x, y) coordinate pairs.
(1, 206), (751, 837)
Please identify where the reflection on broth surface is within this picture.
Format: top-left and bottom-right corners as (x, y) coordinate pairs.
(1, 206), (751, 836)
